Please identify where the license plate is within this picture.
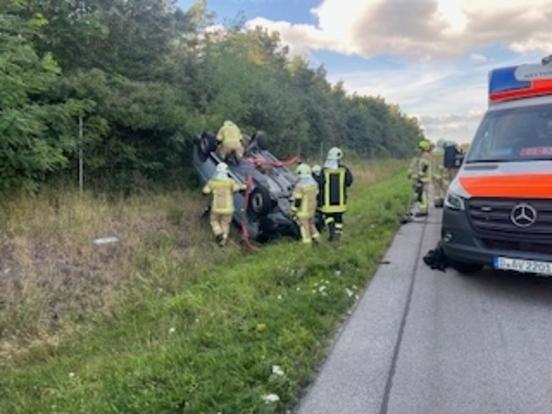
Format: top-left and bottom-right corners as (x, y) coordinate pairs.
(494, 257), (552, 276)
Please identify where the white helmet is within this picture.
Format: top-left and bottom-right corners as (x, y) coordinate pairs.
(216, 162), (228, 173)
(312, 164), (322, 175)
(296, 163), (312, 179)
(327, 147), (343, 161)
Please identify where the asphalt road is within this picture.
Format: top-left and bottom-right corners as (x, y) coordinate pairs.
(297, 207), (552, 414)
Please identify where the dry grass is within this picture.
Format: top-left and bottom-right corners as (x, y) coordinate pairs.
(0, 188), (211, 354)
(0, 159), (406, 360)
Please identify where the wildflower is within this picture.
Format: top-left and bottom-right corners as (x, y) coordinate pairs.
(335, 270), (342, 277)
(345, 288), (354, 298)
(262, 393), (280, 403)
(277, 294), (283, 301)
(68, 372), (75, 379)
(272, 365), (284, 376)
(169, 327), (176, 335)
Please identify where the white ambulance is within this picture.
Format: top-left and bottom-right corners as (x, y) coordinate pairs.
(442, 58), (552, 275)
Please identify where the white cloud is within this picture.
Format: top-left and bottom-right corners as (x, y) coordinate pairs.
(470, 53), (488, 65)
(246, 0), (552, 60)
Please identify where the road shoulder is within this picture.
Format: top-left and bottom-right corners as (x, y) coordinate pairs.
(296, 218), (428, 414)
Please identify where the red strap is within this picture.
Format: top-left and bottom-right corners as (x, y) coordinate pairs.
(241, 175), (259, 252)
(242, 154), (300, 169)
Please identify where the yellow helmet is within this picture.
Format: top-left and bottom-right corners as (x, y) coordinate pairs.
(418, 140), (431, 151)
(296, 163), (312, 179)
(327, 147), (343, 161)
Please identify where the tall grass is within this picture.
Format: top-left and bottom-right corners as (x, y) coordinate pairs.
(0, 160), (408, 413)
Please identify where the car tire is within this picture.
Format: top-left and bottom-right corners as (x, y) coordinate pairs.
(199, 131), (217, 159)
(450, 260), (483, 274)
(249, 186), (271, 216)
(255, 131), (269, 151)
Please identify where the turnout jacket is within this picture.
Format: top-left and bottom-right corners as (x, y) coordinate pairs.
(316, 164), (353, 214)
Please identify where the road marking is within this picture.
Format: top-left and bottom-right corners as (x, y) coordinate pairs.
(379, 217), (429, 414)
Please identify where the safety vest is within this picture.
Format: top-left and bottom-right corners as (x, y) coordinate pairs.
(292, 183), (318, 219)
(216, 124), (242, 145)
(202, 179), (241, 214)
(320, 167), (348, 214)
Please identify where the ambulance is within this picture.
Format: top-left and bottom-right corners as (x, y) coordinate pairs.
(441, 57), (552, 275)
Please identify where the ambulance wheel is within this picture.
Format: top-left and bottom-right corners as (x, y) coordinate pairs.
(249, 187), (271, 216)
(199, 131), (217, 159)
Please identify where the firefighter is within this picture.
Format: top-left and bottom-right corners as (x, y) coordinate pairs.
(318, 148), (353, 241)
(412, 140), (433, 216)
(291, 164), (320, 245)
(216, 120), (244, 163)
(432, 145), (448, 208)
(202, 163), (245, 246)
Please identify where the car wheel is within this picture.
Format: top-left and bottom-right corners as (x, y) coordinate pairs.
(199, 131), (217, 158)
(450, 260), (483, 274)
(249, 187), (271, 216)
(255, 131), (269, 151)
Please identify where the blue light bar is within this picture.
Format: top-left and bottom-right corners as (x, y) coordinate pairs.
(489, 66), (531, 94)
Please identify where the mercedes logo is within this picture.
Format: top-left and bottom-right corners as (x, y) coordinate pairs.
(510, 203), (538, 228)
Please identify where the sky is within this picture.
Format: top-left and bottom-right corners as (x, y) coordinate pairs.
(178, 0), (551, 143)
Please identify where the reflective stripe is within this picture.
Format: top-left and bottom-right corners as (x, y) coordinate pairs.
(460, 174), (552, 199)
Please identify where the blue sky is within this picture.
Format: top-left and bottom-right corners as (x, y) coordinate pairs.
(179, 0), (551, 143)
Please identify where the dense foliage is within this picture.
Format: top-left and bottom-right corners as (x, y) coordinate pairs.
(0, 0), (424, 193)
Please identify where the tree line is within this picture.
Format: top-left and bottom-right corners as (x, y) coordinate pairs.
(0, 0), (425, 194)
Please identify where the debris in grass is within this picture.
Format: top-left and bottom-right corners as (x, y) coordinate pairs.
(68, 372), (75, 379)
(272, 365), (284, 376)
(256, 323), (267, 332)
(335, 270), (342, 277)
(169, 327), (176, 335)
(92, 236), (120, 246)
(262, 393), (280, 403)
(296, 287), (301, 291)
(277, 294), (283, 301)
(345, 288), (354, 298)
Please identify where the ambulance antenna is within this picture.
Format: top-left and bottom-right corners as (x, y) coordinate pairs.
(542, 55), (552, 65)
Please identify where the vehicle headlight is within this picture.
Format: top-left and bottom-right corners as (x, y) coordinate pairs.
(444, 191), (465, 211)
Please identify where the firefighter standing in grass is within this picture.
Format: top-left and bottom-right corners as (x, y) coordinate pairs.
(202, 163), (245, 246)
(291, 164), (320, 245)
(318, 148), (353, 241)
(216, 120), (244, 162)
(409, 140), (433, 216)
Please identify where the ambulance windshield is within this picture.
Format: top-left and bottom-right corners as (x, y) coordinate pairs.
(467, 103), (552, 163)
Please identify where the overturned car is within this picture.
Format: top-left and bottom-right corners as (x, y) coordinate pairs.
(193, 131), (301, 242)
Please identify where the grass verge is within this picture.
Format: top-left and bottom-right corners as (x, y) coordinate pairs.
(0, 161), (409, 414)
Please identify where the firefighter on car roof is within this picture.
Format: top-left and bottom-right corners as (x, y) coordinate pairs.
(202, 163), (245, 246)
(216, 120), (244, 163)
(318, 148), (353, 241)
(291, 164), (320, 245)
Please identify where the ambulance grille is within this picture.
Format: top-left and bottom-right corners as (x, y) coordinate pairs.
(467, 198), (552, 239)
